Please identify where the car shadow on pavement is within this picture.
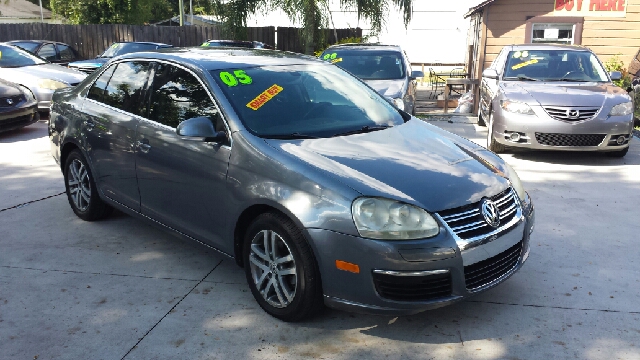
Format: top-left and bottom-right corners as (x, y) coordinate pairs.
(507, 146), (640, 166)
(0, 121), (49, 143)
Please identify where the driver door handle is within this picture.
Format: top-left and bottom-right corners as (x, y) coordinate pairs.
(84, 120), (95, 131)
(137, 139), (151, 153)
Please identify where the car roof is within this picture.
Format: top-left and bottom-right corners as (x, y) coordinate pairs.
(323, 43), (403, 52)
(6, 40), (69, 45)
(505, 43), (590, 52)
(116, 47), (324, 71)
(113, 41), (172, 47)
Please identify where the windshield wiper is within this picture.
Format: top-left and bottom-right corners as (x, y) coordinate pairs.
(331, 125), (391, 137)
(265, 132), (322, 140)
(547, 78), (588, 82)
(503, 76), (540, 81)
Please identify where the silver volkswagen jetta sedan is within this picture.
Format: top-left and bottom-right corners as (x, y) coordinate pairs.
(479, 44), (634, 157)
(50, 48), (534, 321)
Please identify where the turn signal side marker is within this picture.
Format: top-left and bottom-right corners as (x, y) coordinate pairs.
(336, 260), (360, 274)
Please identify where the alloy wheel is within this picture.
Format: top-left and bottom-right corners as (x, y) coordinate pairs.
(249, 229), (297, 308)
(67, 159), (91, 212)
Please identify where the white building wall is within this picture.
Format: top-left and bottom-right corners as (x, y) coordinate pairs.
(246, 0), (478, 64)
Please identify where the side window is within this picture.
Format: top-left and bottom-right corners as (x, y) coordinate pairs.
(87, 65), (116, 102)
(38, 43), (57, 62)
(102, 61), (152, 116)
(148, 63), (226, 135)
(57, 44), (75, 61)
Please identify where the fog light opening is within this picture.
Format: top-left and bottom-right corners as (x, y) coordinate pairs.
(509, 132), (521, 142)
(336, 260), (360, 274)
(616, 135), (626, 145)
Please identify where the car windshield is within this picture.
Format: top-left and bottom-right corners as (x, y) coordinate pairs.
(211, 64), (404, 138)
(10, 42), (39, 53)
(99, 43), (161, 58)
(320, 50), (405, 80)
(0, 45), (47, 68)
(503, 49), (609, 82)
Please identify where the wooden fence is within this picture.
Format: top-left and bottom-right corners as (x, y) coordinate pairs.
(0, 23), (361, 59)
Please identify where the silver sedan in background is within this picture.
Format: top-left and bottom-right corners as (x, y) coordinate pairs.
(479, 44), (634, 157)
(0, 44), (86, 114)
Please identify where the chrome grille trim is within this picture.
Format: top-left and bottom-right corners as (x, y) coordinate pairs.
(436, 187), (524, 251)
(544, 106), (600, 122)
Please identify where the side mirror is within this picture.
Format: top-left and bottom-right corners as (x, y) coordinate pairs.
(610, 71), (622, 81)
(410, 70), (425, 80)
(482, 68), (499, 80)
(176, 117), (227, 143)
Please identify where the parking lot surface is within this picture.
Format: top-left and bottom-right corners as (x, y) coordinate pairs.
(1, 120), (639, 360)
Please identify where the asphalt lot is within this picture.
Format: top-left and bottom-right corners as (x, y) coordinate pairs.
(1, 119), (639, 360)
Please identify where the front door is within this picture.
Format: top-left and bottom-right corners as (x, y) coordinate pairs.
(135, 62), (232, 251)
(81, 61), (152, 211)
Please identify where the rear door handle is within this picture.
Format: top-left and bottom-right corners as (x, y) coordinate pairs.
(137, 139), (151, 153)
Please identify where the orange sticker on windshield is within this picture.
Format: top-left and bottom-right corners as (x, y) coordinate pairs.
(511, 59), (538, 70)
(246, 84), (283, 111)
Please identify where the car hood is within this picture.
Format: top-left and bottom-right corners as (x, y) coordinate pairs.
(502, 81), (629, 107)
(364, 79), (406, 98)
(265, 119), (510, 212)
(68, 58), (108, 68)
(0, 64), (86, 86)
(0, 79), (22, 97)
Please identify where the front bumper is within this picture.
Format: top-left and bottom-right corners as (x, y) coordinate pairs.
(306, 194), (535, 316)
(0, 102), (39, 133)
(492, 105), (634, 152)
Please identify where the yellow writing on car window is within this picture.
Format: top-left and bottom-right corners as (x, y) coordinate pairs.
(246, 84), (284, 111)
(331, 58), (343, 64)
(511, 59), (538, 70)
(0, 51), (2, 59)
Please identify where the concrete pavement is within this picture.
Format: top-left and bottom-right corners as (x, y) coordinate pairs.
(1, 120), (639, 360)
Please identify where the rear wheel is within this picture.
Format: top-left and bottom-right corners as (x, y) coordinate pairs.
(605, 147), (628, 158)
(486, 112), (506, 153)
(64, 150), (112, 221)
(243, 212), (323, 322)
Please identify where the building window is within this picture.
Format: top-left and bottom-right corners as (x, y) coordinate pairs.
(524, 16), (583, 45)
(531, 23), (574, 44)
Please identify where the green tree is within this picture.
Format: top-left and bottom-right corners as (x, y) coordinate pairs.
(213, 0), (412, 54)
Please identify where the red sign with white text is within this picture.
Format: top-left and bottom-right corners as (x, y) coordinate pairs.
(554, 0), (627, 17)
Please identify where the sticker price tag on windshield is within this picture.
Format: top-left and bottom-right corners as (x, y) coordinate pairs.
(219, 70), (253, 87)
(511, 59), (538, 70)
(323, 53), (338, 61)
(246, 84), (283, 111)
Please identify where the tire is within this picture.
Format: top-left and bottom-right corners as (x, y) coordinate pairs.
(486, 112), (506, 153)
(477, 109), (486, 127)
(605, 147), (628, 158)
(63, 149), (112, 221)
(243, 212), (323, 322)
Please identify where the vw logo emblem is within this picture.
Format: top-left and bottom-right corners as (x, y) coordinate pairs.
(566, 109), (580, 119)
(6, 98), (13, 105)
(481, 199), (500, 228)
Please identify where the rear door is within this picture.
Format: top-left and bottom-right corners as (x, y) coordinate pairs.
(81, 61), (153, 211)
(135, 62), (232, 250)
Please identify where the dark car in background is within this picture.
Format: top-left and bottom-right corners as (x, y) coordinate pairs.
(0, 78), (39, 133)
(5, 40), (82, 66)
(319, 44), (423, 115)
(50, 47), (534, 321)
(201, 39), (274, 49)
(67, 42), (172, 74)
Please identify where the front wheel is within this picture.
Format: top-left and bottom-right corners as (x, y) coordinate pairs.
(486, 112), (506, 153)
(243, 212), (323, 322)
(63, 150), (112, 221)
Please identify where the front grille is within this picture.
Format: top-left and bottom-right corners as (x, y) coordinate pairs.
(0, 95), (24, 107)
(464, 241), (522, 290)
(437, 187), (519, 240)
(544, 107), (600, 122)
(373, 271), (452, 301)
(535, 133), (605, 147)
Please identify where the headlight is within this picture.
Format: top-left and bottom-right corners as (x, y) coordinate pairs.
(390, 97), (405, 111)
(503, 163), (526, 202)
(37, 79), (69, 90)
(500, 100), (534, 115)
(609, 102), (633, 116)
(352, 197), (439, 240)
(18, 85), (36, 101)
